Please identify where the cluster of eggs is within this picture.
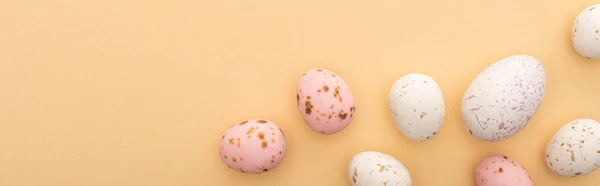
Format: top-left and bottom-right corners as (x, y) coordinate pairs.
(217, 4), (600, 185)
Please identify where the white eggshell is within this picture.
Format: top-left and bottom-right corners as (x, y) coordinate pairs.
(545, 118), (600, 177)
(389, 73), (445, 141)
(461, 55), (546, 142)
(572, 4), (600, 59)
(348, 151), (411, 186)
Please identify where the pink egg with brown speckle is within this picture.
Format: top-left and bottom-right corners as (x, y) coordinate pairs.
(297, 68), (355, 135)
(476, 154), (533, 186)
(218, 119), (286, 174)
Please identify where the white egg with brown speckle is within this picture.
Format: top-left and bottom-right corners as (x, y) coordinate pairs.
(545, 118), (600, 177)
(462, 55), (546, 142)
(348, 151), (411, 186)
(389, 73), (445, 141)
(572, 4), (600, 59)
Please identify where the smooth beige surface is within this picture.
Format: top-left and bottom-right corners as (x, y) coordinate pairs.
(1, 0), (600, 185)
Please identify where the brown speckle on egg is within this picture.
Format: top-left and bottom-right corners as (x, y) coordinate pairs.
(229, 138), (235, 145)
(469, 130), (473, 134)
(323, 85), (329, 92)
(236, 138), (241, 147)
(257, 120), (267, 123)
(305, 101), (314, 114)
(239, 121), (248, 125)
(258, 132), (265, 140)
(338, 112), (348, 120)
(224, 155), (228, 159)
(433, 132), (437, 135)
(499, 167), (503, 173)
(317, 69), (322, 72)
(232, 157), (237, 162)
(575, 172), (582, 175)
(271, 138), (275, 143)
(261, 141), (268, 149)
(503, 155), (508, 159)
(246, 127), (255, 134)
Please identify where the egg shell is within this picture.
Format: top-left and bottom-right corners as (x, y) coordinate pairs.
(348, 151), (411, 186)
(461, 55), (546, 142)
(545, 118), (600, 177)
(572, 4), (600, 59)
(476, 154), (533, 186)
(218, 119), (286, 174)
(297, 68), (355, 135)
(389, 73), (445, 141)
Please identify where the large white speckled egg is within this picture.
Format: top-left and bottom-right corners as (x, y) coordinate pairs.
(545, 118), (600, 177)
(297, 68), (355, 135)
(461, 55), (546, 142)
(348, 151), (411, 186)
(389, 73), (445, 141)
(218, 119), (286, 174)
(572, 4), (600, 59)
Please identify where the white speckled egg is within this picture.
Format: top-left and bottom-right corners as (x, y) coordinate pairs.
(297, 68), (355, 135)
(572, 4), (600, 59)
(218, 119), (286, 174)
(348, 151), (411, 186)
(545, 118), (600, 177)
(461, 55), (546, 142)
(389, 73), (445, 141)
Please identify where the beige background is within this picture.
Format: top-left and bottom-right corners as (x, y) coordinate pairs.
(1, 0), (600, 185)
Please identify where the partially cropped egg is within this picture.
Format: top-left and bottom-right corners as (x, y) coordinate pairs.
(545, 118), (600, 177)
(572, 4), (600, 59)
(476, 154), (533, 186)
(218, 119), (286, 174)
(348, 151), (411, 186)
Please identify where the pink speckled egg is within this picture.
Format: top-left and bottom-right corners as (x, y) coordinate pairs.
(218, 119), (286, 174)
(297, 68), (355, 135)
(476, 154), (533, 186)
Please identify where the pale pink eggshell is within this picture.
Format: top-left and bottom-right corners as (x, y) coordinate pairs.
(297, 68), (355, 135)
(476, 154), (533, 186)
(218, 119), (286, 174)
